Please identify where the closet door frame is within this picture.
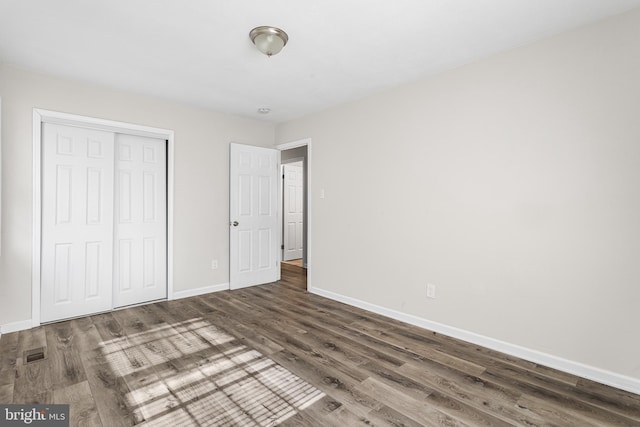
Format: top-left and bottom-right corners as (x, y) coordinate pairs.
(32, 108), (174, 327)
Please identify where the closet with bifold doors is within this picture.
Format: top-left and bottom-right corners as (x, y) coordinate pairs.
(40, 122), (167, 323)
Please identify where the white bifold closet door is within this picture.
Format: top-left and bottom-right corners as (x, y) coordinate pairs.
(41, 123), (166, 323)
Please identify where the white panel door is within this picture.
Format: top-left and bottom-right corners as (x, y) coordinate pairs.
(114, 134), (167, 308)
(41, 123), (115, 322)
(283, 162), (304, 261)
(230, 143), (280, 289)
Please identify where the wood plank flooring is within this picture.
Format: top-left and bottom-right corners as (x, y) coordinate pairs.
(1, 263), (639, 426)
(281, 259), (303, 268)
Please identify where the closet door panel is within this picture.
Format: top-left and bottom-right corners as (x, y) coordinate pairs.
(41, 123), (115, 322)
(113, 133), (167, 308)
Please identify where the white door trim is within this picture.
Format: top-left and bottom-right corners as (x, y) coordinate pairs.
(32, 108), (175, 327)
(276, 138), (312, 280)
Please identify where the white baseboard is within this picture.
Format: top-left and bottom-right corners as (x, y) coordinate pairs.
(0, 319), (34, 334)
(171, 283), (229, 300)
(0, 286), (229, 334)
(309, 286), (640, 395)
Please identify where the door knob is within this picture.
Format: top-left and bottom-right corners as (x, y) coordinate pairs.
(230, 221), (239, 227)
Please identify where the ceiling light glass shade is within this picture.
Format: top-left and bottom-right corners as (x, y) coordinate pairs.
(250, 26), (288, 57)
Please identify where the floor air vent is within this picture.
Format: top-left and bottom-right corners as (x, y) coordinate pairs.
(24, 347), (46, 364)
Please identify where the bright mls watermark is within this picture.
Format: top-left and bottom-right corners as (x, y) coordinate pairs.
(0, 404), (69, 426)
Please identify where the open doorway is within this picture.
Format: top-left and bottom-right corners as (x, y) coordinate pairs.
(282, 159), (304, 264)
(279, 140), (310, 290)
(281, 146), (307, 268)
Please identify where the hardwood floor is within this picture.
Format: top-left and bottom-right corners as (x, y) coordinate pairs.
(281, 258), (304, 268)
(1, 263), (639, 426)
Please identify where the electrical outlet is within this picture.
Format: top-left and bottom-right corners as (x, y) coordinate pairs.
(211, 259), (219, 270)
(426, 283), (436, 299)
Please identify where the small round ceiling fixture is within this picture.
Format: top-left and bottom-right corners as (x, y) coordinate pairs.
(257, 107), (271, 114)
(249, 26), (288, 57)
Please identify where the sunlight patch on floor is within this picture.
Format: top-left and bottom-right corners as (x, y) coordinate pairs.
(100, 317), (325, 426)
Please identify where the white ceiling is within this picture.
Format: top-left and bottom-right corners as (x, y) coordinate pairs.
(1, 0), (639, 123)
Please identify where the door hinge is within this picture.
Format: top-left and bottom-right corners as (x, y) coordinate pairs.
(281, 244), (284, 250)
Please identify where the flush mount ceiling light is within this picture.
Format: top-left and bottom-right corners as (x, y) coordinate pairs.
(249, 26), (288, 57)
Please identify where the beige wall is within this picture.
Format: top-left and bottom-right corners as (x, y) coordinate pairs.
(276, 9), (640, 381)
(0, 64), (275, 326)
